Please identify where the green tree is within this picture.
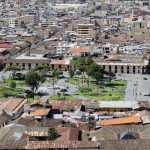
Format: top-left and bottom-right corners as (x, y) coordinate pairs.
(2, 91), (9, 98)
(35, 64), (49, 79)
(60, 88), (67, 99)
(47, 127), (59, 141)
(87, 63), (104, 84)
(57, 92), (61, 99)
(107, 72), (116, 82)
(10, 81), (16, 89)
(25, 70), (45, 99)
(73, 57), (94, 83)
(52, 70), (63, 78)
(69, 68), (74, 78)
(5, 64), (22, 79)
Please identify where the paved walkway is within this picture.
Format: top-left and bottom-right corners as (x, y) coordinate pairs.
(118, 74), (150, 102)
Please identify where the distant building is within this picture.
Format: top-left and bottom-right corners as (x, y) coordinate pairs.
(50, 59), (71, 71)
(95, 54), (149, 74)
(6, 53), (50, 70)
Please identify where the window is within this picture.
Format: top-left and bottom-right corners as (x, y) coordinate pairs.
(59, 65), (61, 69)
(133, 66), (135, 74)
(109, 66), (111, 71)
(52, 64), (54, 68)
(28, 63), (31, 69)
(115, 66), (117, 73)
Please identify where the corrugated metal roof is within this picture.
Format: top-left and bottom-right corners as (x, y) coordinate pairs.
(99, 101), (139, 109)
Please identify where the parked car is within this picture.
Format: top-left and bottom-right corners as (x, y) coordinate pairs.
(143, 93), (150, 96)
(143, 77), (147, 80)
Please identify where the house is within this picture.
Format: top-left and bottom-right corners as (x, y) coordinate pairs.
(7, 53), (50, 70)
(106, 16), (123, 25)
(26, 141), (98, 150)
(49, 100), (83, 112)
(90, 124), (150, 149)
(95, 54), (148, 74)
(0, 98), (26, 118)
(98, 101), (140, 112)
(50, 59), (71, 71)
(68, 47), (89, 58)
(0, 112), (12, 128)
(100, 116), (142, 126)
(30, 108), (51, 120)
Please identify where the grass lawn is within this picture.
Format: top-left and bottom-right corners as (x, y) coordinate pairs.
(76, 80), (126, 101)
(68, 76), (96, 85)
(0, 87), (26, 98)
(0, 78), (27, 87)
(26, 95), (41, 103)
(0, 86), (41, 103)
(51, 94), (76, 101)
(47, 77), (58, 83)
(68, 77), (81, 85)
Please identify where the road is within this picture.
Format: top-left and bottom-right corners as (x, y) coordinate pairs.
(118, 74), (150, 102)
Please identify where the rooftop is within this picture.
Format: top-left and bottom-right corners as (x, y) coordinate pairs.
(15, 53), (49, 60)
(99, 101), (139, 109)
(69, 47), (88, 53)
(100, 116), (142, 126)
(50, 59), (70, 65)
(31, 109), (51, 116)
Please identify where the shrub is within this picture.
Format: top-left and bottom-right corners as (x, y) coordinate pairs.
(47, 128), (60, 141)
(10, 82), (16, 89)
(2, 91), (9, 98)
(79, 87), (92, 93)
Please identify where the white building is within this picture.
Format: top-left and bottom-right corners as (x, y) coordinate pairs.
(8, 17), (23, 28)
(55, 42), (77, 55)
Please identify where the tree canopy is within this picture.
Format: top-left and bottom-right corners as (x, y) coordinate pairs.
(87, 63), (104, 84)
(47, 127), (59, 141)
(5, 64), (22, 79)
(25, 70), (45, 99)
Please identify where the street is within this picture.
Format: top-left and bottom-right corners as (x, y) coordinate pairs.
(119, 74), (150, 102)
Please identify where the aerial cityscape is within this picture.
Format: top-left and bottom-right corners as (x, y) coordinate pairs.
(0, 0), (150, 149)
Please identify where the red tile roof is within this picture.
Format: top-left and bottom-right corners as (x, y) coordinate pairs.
(57, 128), (79, 141)
(69, 47), (88, 53)
(50, 59), (70, 65)
(2, 98), (26, 113)
(31, 108), (51, 116)
(49, 100), (82, 110)
(26, 141), (97, 149)
(0, 43), (14, 48)
(100, 116), (142, 126)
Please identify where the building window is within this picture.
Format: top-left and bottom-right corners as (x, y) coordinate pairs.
(28, 63), (31, 69)
(142, 67), (145, 74)
(109, 66), (111, 71)
(59, 65), (61, 69)
(133, 66), (135, 74)
(22, 63), (25, 69)
(51, 65), (54, 69)
(121, 66), (124, 73)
